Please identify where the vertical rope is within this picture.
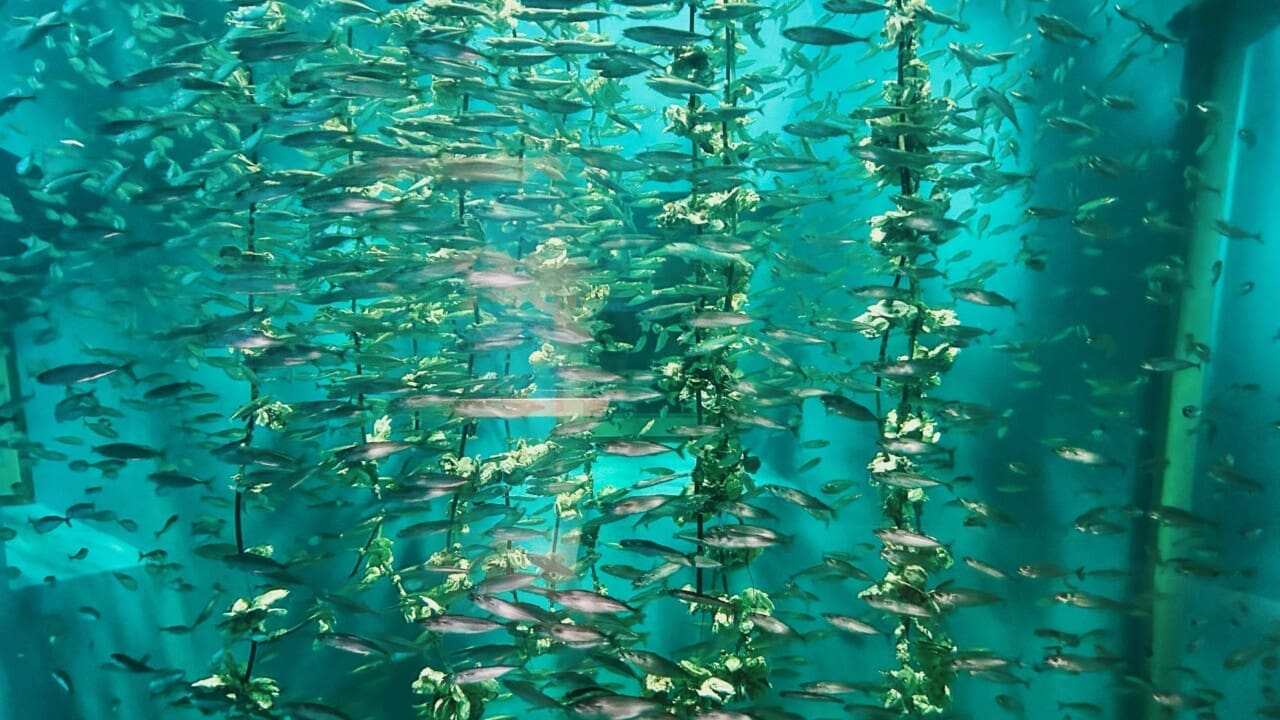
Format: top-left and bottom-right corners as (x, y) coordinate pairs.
(237, 64), (261, 686)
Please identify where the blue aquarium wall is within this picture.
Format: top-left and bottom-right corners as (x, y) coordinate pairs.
(0, 1), (1276, 720)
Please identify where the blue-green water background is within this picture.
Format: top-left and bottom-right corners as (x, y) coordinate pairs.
(0, 1), (1276, 719)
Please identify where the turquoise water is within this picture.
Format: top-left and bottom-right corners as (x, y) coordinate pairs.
(0, 1), (1274, 719)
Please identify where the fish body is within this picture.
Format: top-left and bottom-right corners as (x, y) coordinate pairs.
(1053, 445), (1123, 469)
(94, 443), (163, 461)
(1140, 357), (1200, 373)
(419, 615), (504, 635)
(109, 653), (156, 673)
(1034, 14), (1097, 44)
(694, 524), (788, 549)
(597, 440), (675, 457)
(819, 394), (877, 421)
(567, 694), (661, 719)
(872, 471), (945, 490)
(451, 665), (518, 685)
(948, 42), (1017, 73)
(823, 0), (888, 13)
(875, 527), (945, 549)
(823, 613), (882, 635)
(30, 515), (71, 534)
(621, 26), (707, 46)
(550, 589), (637, 615)
(951, 286), (1016, 309)
(782, 26), (869, 45)
(37, 361), (137, 386)
(1214, 219), (1262, 242)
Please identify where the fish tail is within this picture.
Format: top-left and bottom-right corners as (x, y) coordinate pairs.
(121, 360), (139, 382)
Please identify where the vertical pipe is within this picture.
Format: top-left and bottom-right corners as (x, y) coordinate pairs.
(1145, 6), (1246, 718)
(237, 64), (261, 686)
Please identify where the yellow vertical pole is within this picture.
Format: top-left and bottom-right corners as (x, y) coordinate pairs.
(0, 332), (31, 505)
(1146, 9), (1246, 719)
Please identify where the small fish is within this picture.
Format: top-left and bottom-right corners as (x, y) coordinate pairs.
(1140, 357), (1200, 373)
(451, 665), (518, 685)
(566, 694), (662, 719)
(874, 527), (945, 549)
(109, 652), (155, 673)
(597, 440), (675, 457)
(950, 286), (1017, 309)
(549, 589), (637, 615)
(823, 613), (882, 635)
(1207, 459), (1263, 493)
(975, 86), (1020, 131)
(1046, 115), (1102, 137)
(1053, 445), (1123, 469)
(1052, 590), (1139, 613)
(143, 381), (202, 401)
(1034, 14), (1097, 44)
(782, 26), (870, 46)
(30, 515), (70, 534)
(645, 75), (718, 98)
(863, 595), (934, 618)
(1114, 4), (1181, 44)
(823, 0), (888, 13)
(316, 632), (387, 656)
(1224, 637), (1280, 669)
(54, 389), (103, 423)
(762, 484), (834, 519)
(419, 615), (504, 635)
(36, 361), (137, 386)
(51, 669), (74, 694)
(93, 442), (163, 461)
(621, 25), (708, 47)
(819, 394), (877, 422)
(871, 470), (946, 490)
(783, 120), (850, 139)
(694, 524), (788, 549)
(849, 284), (911, 300)
(669, 588), (735, 609)
(1214, 219), (1262, 242)
(948, 42), (1017, 74)
(755, 156), (831, 173)
(878, 436), (950, 457)
(154, 514), (180, 538)
(147, 471), (209, 491)
(606, 494), (677, 517)
(334, 441), (413, 464)
(963, 557), (1008, 579)
(1101, 94), (1138, 111)
(65, 502), (97, 520)
(931, 586), (1003, 609)
(0, 93), (36, 117)
(687, 311), (753, 329)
